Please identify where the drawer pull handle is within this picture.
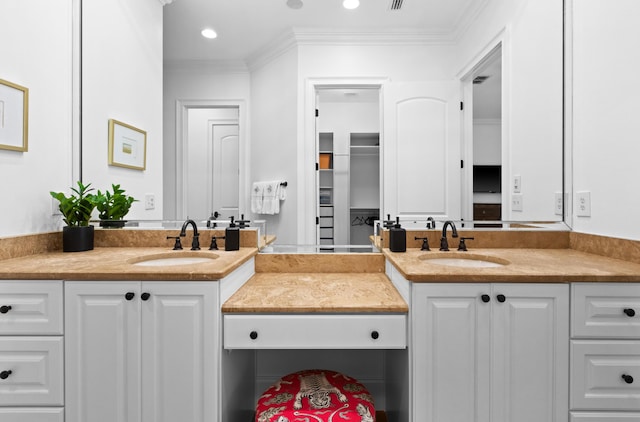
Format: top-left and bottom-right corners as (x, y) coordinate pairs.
(371, 331), (379, 340)
(249, 331), (258, 340)
(496, 294), (506, 303)
(141, 292), (151, 301)
(622, 374), (634, 384)
(0, 370), (11, 380)
(623, 308), (636, 317)
(125, 292), (135, 301)
(0, 305), (11, 314)
(481, 294), (491, 303)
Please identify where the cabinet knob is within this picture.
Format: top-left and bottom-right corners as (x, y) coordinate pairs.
(623, 308), (636, 317)
(496, 294), (506, 303)
(371, 331), (380, 340)
(481, 294), (491, 303)
(249, 331), (258, 340)
(0, 370), (12, 380)
(125, 292), (135, 301)
(622, 374), (634, 384)
(0, 305), (12, 314)
(141, 292), (151, 301)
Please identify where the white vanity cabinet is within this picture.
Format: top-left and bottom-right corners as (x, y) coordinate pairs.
(0, 280), (65, 422)
(65, 281), (218, 422)
(570, 283), (640, 421)
(412, 283), (569, 422)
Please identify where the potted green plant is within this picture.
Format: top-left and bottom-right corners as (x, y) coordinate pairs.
(95, 184), (137, 228)
(50, 181), (98, 252)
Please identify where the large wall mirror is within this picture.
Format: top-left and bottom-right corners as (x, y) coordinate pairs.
(80, 0), (567, 245)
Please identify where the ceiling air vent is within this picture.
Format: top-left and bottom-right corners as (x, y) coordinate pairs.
(473, 75), (490, 84)
(390, 0), (404, 11)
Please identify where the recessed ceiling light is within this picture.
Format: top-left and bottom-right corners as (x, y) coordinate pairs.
(287, 0), (303, 9)
(201, 28), (217, 39)
(343, 0), (360, 9)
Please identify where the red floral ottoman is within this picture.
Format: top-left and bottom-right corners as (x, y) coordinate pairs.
(255, 369), (376, 422)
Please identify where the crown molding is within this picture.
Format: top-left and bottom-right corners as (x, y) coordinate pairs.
(246, 27), (456, 72)
(157, 0), (175, 5)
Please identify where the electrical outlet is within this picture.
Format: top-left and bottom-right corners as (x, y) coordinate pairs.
(576, 191), (591, 217)
(554, 192), (563, 215)
(513, 175), (521, 193)
(512, 194), (523, 212)
(145, 194), (155, 210)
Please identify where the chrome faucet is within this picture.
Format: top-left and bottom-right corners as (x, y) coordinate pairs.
(180, 219), (200, 250)
(439, 220), (458, 251)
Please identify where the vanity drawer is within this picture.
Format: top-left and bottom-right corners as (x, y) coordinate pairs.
(0, 408), (64, 422)
(223, 314), (407, 349)
(572, 284), (640, 338)
(0, 281), (63, 335)
(571, 340), (640, 410)
(571, 412), (640, 421)
(0, 337), (64, 406)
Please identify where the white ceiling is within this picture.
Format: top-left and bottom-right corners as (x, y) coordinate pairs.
(163, 0), (486, 63)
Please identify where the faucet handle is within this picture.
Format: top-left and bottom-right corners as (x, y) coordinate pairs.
(414, 236), (430, 251)
(167, 236), (183, 250)
(457, 237), (475, 251)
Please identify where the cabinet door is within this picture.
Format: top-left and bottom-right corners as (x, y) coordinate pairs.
(491, 284), (569, 422)
(141, 282), (218, 422)
(65, 282), (141, 422)
(413, 283), (491, 422)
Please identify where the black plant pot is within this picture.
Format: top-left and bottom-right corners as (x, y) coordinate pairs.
(62, 225), (95, 252)
(99, 220), (127, 229)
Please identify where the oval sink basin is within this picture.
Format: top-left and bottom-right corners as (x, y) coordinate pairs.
(418, 253), (509, 268)
(130, 252), (218, 267)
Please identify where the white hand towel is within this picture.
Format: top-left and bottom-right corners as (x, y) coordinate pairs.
(251, 182), (264, 214)
(278, 182), (287, 200)
(261, 181), (280, 215)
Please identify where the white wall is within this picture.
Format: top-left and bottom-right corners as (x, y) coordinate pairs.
(163, 65), (250, 220)
(250, 48), (299, 244)
(571, 0), (640, 239)
(456, 0), (564, 221)
(0, 0), (74, 237)
(81, 0), (164, 221)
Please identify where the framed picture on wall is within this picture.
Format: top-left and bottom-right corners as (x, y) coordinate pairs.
(0, 78), (29, 152)
(108, 119), (146, 170)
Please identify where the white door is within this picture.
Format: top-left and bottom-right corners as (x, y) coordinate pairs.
(141, 282), (218, 422)
(211, 124), (239, 220)
(65, 282), (141, 422)
(383, 81), (461, 220)
(491, 284), (569, 422)
(413, 283), (491, 422)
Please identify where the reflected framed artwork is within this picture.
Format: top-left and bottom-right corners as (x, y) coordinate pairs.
(108, 119), (146, 170)
(0, 78), (29, 152)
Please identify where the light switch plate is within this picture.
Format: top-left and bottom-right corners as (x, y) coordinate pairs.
(576, 191), (591, 217)
(513, 175), (521, 193)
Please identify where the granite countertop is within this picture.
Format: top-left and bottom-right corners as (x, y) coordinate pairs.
(384, 248), (640, 282)
(0, 247), (257, 281)
(222, 272), (409, 313)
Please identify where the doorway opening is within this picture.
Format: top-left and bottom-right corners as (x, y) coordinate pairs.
(461, 44), (503, 226)
(315, 87), (381, 248)
(173, 100), (247, 222)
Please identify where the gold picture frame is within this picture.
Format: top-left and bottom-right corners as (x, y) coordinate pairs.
(108, 119), (147, 170)
(0, 78), (29, 152)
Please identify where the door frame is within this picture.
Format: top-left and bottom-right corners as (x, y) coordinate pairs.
(175, 99), (247, 220)
(302, 77), (387, 245)
(457, 28), (509, 223)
